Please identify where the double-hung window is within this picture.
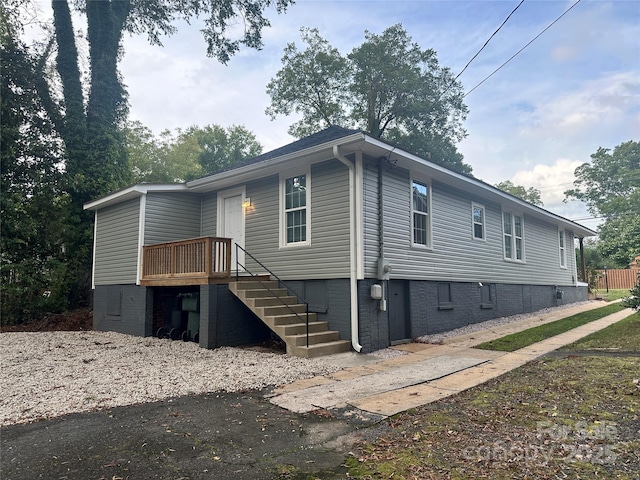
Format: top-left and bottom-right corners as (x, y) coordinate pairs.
(281, 172), (310, 246)
(411, 179), (431, 248)
(559, 229), (566, 268)
(503, 211), (524, 261)
(472, 203), (485, 240)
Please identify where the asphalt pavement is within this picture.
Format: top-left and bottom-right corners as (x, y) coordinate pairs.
(1, 300), (632, 480)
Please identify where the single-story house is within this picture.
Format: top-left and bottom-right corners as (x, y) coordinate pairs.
(84, 126), (596, 357)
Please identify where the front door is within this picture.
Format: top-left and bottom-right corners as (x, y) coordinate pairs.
(389, 280), (410, 344)
(217, 188), (245, 270)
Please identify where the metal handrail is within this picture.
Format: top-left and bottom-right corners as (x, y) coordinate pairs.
(235, 244), (311, 348)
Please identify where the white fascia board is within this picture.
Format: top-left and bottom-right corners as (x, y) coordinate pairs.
(186, 133), (366, 193)
(357, 135), (597, 238)
(83, 184), (188, 211)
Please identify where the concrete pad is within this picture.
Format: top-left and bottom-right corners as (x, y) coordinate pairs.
(352, 384), (443, 415)
(376, 353), (428, 367)
(270, 376), (335, 395)
(391, 343), (436, 353)
(271, 304), (632, 418)
(270, 354), (489, 413)
(328, 370), (366, 381)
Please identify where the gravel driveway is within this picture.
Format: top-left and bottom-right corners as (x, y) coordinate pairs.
(0, 331), (343, 426)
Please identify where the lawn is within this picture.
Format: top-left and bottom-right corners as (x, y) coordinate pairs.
(475, 303), (627, 352)
(594, 288), (634, 302)
(343, 311), (640, 480)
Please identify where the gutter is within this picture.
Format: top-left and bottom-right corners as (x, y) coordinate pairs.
(333, 145), (363, 353)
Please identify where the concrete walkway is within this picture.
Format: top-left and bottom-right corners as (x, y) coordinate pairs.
(269, 301), (633, 418)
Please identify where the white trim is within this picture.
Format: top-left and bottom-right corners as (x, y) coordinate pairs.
(410, 175), (433, 250)
(91, 211), (97, 290)
(358, 133), (596, 238)
(355, 151), (364, 280)
(83, 184), (188, 211)
(502, 210), (526, 263)
(136, 194), (146, 285)
(472, 202), (486, 241)
(187, 133), (364, 192)
(279, 169), (311, 248)
(558, 228), (567, 269)
(333, 145), (362, 353)
(216, 186), (247, 269)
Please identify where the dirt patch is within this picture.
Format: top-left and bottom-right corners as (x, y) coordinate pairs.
(348, 356), (640, 479)
(1, 308), (92, 333)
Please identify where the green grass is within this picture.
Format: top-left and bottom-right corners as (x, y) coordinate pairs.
(594, 288), (634, 301)
(476, 303), (628, 352)
(561, 311), (640, 352)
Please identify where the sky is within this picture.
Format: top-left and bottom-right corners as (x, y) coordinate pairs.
(33, 0), (640, 231)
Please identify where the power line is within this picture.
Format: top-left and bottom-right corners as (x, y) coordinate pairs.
(432, 1), (525, 105)
(453, 0), (525, 82)
(464, 0), (583, 98)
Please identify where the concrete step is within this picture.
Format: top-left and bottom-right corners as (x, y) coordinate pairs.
(270, 313), (318, 325)
(250, 296), (298, 307)
(261, 304), (308, 316)
(288, 340), (352, 358)
(287, 330), (339, 347)
(274, 321), (329, 337)
(241, 288), (289, 299)
(231, 280), (280, 291)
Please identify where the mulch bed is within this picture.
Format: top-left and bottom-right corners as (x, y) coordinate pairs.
(1, 309), (93, 333)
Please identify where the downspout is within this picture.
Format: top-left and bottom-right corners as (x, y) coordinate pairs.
(333, 145), (363, 352)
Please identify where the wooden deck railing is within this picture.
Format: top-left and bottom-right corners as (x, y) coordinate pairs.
(141, 237), (231, 286)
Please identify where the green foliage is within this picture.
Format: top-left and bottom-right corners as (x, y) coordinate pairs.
(575, 238), (617, 270)
(180, 124), (262, 174)
(126, 122), (262, 183)
(565, 140), (640, 268)
(596, 215), (640, 268)
(495, 180), (543, 206)
(266, 24), (471, 174)
(622, 272), (640, 311)
(1, 9), (68, 324)
(14, 0), (290, 313)
(265, 28), (350, 138)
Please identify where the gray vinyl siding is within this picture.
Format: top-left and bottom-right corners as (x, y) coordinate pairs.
(94, 198), (140, 285)
(201, 192), (217, 236)
(244, 159), (351, 279)
(362, 157), (381, 277)
(144, 193), (201, 245)
(371, 166), (577, 286)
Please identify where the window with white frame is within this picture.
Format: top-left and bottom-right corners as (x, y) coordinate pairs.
(559, 229), (566, 268)
(472, 203), (485, 240)
(411, 179), (431, 247)
(503, 211), (524, 261)
(282, 173), (309, 246)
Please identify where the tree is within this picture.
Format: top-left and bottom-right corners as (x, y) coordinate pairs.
(179, 124), (262, 174)
(495, 180), (543, 206)
(266, 25), (471, 174)
(126, 122), (262, 183)
(265, 28), (350, 138)
(565, 140), (640, 268)
(25, 0), (292, 309)
(1, 4), (67, 324)
(621, 271), (640, 311)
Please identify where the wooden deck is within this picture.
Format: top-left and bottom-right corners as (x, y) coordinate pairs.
(141, 237), (232, 286)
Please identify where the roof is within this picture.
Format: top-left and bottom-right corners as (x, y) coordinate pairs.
(84, 125), (597, 237)
(198, 125), (362, 178)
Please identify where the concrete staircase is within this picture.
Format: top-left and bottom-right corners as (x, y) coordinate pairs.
(228, 280), (351, 358)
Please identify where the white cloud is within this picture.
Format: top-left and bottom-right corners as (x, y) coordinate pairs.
(511, 158), (582, 207)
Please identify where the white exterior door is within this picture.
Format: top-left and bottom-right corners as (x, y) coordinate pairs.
(217, 187), (245, 270)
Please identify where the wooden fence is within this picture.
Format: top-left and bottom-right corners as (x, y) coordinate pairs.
(595, 269), (639, 290)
